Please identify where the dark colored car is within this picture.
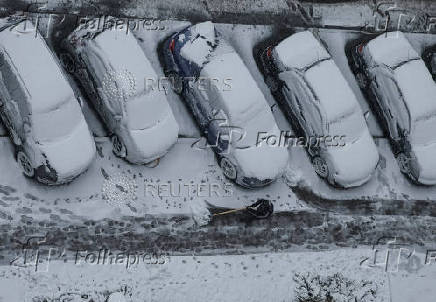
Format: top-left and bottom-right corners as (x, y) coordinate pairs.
(162, 21), (288, 188)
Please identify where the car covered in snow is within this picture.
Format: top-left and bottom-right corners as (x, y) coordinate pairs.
(259, 31), (379, 188)
(0, 19), (96, 184)
(422, 44), (436, 81)
(349, 31), (436, 185)
(63, 20), (179, 165)
(162, 21), (288, 188)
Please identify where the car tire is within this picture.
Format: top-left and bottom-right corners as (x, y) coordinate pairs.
(397, 153), (411, 174)
(220, 157), (237, 180)
(111, 135), (127, 158)
(17, 151), (34, 178)
(313, 156), (329, 179)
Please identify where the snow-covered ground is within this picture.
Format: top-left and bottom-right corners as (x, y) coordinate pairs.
(1, 14), (436, 302)
(0, 137), (303, 225)
(3, 247), (436, 301)
(1, 21), (436, 224)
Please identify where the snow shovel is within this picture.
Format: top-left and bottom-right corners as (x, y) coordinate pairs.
(213, 199), (274, 219)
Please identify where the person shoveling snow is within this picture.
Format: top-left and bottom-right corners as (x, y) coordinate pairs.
(213, 199), (274, 219)
(193, 199), (274, 226)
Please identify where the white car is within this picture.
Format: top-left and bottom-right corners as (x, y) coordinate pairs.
(350, 31), (436, 185)
(163, 22), (289, 187)
(64, 21), (179, 164)
(0, 19), (96, 184)
(260, 31), (379, 188)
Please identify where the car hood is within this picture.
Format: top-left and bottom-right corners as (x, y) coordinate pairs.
(412, 142), (436, 185)
(127, 111), (179, 163)
(233, 143), (289, 181)
(325, 129), (379, 187)
(38, 119), (95, 180)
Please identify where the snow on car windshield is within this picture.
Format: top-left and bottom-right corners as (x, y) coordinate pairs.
(180, 22), (216, 67)
(394, 59), (436, 123)
(200, 52), (269, 125)
(235, 109), (276, 148)
(32, 98), (82, 143)
(305, 59), (358, 124)
(366, 32), (420, 68)
(274, 31), (330, 70)
(87, 29), (158, 96)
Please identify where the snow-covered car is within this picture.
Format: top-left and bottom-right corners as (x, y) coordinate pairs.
(0, 19), (96, 185)
(422, 45), (436, 81)
(162, 21), (288, 188)
(63, 21), (179, 165)
(349, 31), (436, 185)
(259, 31), (379, 188)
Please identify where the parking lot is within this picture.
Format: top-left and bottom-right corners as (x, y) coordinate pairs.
(2, 6), (436, 301)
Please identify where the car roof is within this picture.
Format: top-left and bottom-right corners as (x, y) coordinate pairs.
(200, 51), (270, 124)
(304, 59), (359, 122)
(365, 31), (420, 68)
(83, 29), (156, 95)
(393, 59), (436, 121)
(274, 31), (330, 70)
(0, 20), (74, 113)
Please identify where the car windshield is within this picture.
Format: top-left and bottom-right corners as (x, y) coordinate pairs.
(327, 107), (365, 146)
(411, 114), (436, 146)
(32, 97), (82, 143)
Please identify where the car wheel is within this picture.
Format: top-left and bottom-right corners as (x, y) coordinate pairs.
(265, 75), (278, 92)
(220, 157), (237, 180)
(17, 151), (34, 178)
(111, 135), (126, 158)
(313, 156), (329, 179)
(355, 72), (368, 89)
(397, 153), (411, 174)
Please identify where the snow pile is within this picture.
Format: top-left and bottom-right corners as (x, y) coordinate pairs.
(190, 199), (211, 226)
(180, 21), (216, 67)
(274, 31), (330, 70)
(366, 32), (419, 68)
(284, 166), (304, 187)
